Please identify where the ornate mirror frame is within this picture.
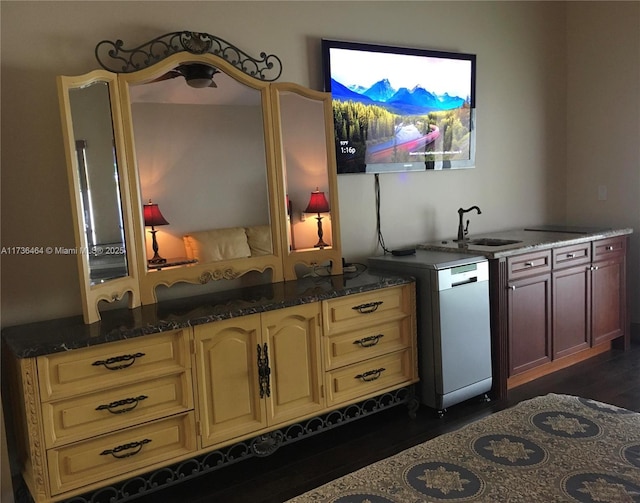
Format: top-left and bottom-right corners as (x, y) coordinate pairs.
(57, 70), (141, 323)
(271, 83), (342, 281)
(58, 32), (343, 323)
(118, 52), (286, 304)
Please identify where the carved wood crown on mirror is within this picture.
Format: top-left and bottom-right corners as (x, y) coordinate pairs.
(58, 31), (343, 324)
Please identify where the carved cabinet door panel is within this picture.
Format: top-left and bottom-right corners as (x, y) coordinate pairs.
(261, 303), (324, 426)
(194, 314), (267, 449)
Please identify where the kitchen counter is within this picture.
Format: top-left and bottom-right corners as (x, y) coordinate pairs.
(2, 270), (412, 359)
(418, 226), (633, 259)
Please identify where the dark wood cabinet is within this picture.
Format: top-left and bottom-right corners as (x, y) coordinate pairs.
(552, 243), (591, 359)
(508, 271), (552, 375)
(591, 237), (626, 346)
(505, 236), (628, 382)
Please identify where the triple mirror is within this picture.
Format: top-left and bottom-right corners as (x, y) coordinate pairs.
(57, 32), (342, 323)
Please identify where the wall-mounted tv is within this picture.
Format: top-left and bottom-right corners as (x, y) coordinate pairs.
(321, 39), (476, 174)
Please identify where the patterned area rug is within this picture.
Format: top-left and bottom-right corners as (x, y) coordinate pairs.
(286, 394), (640, 502)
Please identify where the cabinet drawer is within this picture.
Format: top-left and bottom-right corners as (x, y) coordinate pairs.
(593, 236), (626, 260)
(325, 349), (414, 406)
(552, 243), (591, 269)
(42, 372), (194, 448)
(507, 250), (551, 280)
(38, 329), (191, 401)
(47, 412), (196, 495)
(322, 285), (411, 336)
(323, 318), (411, 370)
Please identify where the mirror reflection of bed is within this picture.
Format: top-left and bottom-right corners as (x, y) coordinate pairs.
(128, 69), (272, 268)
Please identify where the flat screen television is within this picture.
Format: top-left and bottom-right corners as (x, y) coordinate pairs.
(321, 39), (476, 174)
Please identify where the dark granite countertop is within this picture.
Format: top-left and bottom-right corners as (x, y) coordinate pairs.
(1, 271), (413, 359)
(417, 226), (632, 259)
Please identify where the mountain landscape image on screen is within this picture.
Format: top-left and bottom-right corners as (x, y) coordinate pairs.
(330, 76), (473, 173)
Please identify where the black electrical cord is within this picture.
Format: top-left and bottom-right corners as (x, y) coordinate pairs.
(375, 174), (391, 254)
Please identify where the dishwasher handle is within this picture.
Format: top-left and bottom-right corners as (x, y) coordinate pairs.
(451, 277), (478, 288)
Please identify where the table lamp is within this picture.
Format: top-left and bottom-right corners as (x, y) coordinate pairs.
(143, 200), (169, 264)
(304, 188), (330, 248)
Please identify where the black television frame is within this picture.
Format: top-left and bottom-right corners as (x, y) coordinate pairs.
(321, 39), (477, 174)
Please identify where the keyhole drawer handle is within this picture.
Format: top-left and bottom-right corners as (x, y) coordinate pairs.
(352, 301), (383, 314)
(355, 368), (386, 382)
(96, 395), (148, 415)
(353, 334), (384, 347)
(100, 438), (151, 459)
(92, 352), (145, 371)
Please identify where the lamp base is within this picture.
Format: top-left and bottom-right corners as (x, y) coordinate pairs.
(148, 255), (167, 265)
(314, 214), (329, 249)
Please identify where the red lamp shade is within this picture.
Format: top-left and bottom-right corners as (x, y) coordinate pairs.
(304, 189), (330, 214)
(143, 201), (169, 227)
(143, 200), (169, 265)
(304, 188), (330, 248)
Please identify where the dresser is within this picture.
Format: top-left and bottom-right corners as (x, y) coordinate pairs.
(2, 272), (417, 503)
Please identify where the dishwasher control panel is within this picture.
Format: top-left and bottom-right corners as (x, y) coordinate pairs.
(436, 260), (489, 290)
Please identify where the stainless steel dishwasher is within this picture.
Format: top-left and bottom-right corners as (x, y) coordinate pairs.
(369, 250), (492, 415)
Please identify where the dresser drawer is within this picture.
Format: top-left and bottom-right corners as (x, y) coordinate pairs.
(325, 349), (414, 406)
(322, 285), (411, 336)
(507, 250), (551, 280)
(323, 318), (411, 370)
(38, 329), (191, 401)
(47, 412), (196, 495)
(552, 242), (591, 269)
(42, 372), (194, 448)
(593, 236), (626, 260)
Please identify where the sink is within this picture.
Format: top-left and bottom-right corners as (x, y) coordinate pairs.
(468, 238), (523, 247)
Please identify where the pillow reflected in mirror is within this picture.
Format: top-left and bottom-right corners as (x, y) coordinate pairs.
(245, 225), (272, 256)
(184, 227), (251, 262)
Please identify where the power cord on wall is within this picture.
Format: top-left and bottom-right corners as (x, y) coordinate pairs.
(375, 174), (391, 254)
(375, 173), (416, 257)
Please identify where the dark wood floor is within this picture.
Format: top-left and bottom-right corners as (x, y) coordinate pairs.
(129, 340), (640, 503)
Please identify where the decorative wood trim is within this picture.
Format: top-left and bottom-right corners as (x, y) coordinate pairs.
(19, 358), (49, 500)
(489, 258), (509, 401)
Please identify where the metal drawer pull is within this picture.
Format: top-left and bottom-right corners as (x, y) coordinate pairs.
(352, 301), (383, 314)
(92, 352), (145, 371)
(96, 395), (148, 415)
(591, 265), (599, 271)
(507, 285), (516, 291)
(100, 438), (151, 459)
(524, 261), (534, 267)
(606, 245), (614, 251)
(355, 368), (386, 382)
(353, 334), (384, 347)
(566, 253), (575, 258)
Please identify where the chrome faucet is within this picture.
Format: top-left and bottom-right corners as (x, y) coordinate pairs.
(456, 206), (482, 241)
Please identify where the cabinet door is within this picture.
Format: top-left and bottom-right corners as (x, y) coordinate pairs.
(262, 303), (324, 425)
(194, 315), (267, 448)
(553, 265), (591, 359)
(592, 255), (625, 345)
(508, 273), (552, 376)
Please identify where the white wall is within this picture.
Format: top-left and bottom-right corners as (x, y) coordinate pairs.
(565, 1), (640, 322)
(1, 1), (637, 329)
